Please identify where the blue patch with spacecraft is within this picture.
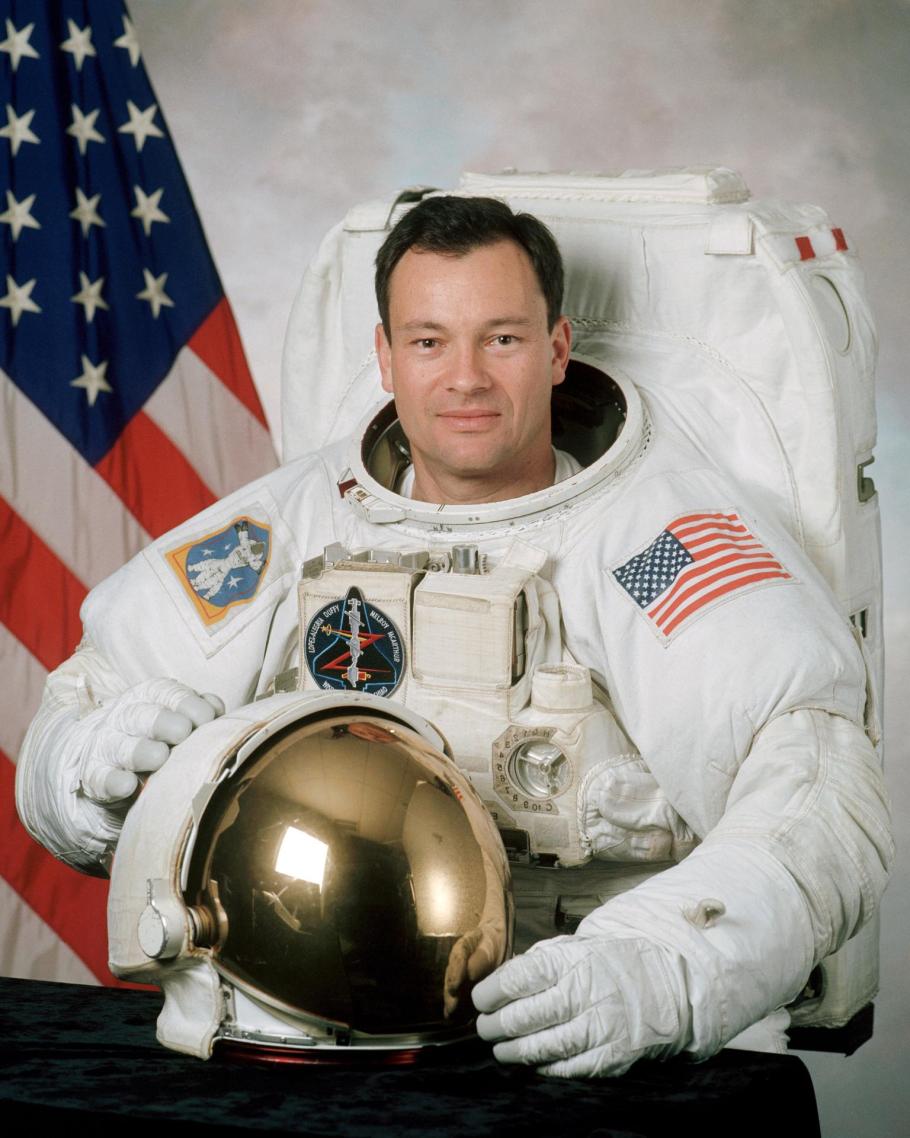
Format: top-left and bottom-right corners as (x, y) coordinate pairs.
(305, 587), (405, 696)
(179, 518), (271, 615)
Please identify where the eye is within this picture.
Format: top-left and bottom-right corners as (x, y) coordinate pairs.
(414, 337), (439, 349)
(491, 334), (517, 347)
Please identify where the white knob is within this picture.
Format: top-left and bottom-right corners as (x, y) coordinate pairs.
(531, 664), (592, 712)
(137, 898), (186, 959)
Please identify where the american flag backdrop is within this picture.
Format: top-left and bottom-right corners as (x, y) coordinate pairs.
(613, 511), (791, 639)
(0, 2), (276, 983)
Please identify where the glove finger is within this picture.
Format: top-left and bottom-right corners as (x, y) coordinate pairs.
(475, 1007), (506, 1041)
(105, 699), (187, 744)
(536, 1047), (636, 1080)
(477, 975), (583, 1042)
(89, 765), (140, 803)
(493, 1012), (603, 1067)
(127, 679), (223, 723)
(177, 692), (223, 728)
(472, 970), (509, 1014)
(131, 677), (204, 711)
(83, 733), (170, 801)
(124, 735), (172, 773)
(201, 692), (226, 717)
(111, 695), (216, 745)
(151, 707), (197, 745)
(472, 935), (581, 1014)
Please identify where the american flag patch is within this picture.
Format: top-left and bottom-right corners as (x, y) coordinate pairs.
(613, 511), (791, 638)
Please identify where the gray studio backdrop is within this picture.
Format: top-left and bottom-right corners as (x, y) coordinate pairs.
(131, 3), (909, 1135)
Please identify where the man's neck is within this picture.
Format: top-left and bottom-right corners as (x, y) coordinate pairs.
(409, 450), (558, 505)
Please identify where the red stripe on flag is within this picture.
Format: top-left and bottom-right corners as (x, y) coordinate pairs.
(95, 411), (216, 539)
(684, 536), (763, 555)
(661, 570), (791, 635)
(0, 497), (86, 671)
(832, 227), (848, 252)
(795, 236), (815, 261)
(188, 297), (268, 429)
(0, 750), (126, 985)
(664, 511), (739, 530)
(650, 548), (779, 620)
(671, 518), (749, 541)
(653, 555), (784, 626)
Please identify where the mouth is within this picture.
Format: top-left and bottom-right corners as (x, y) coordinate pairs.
(435, 409), (501, 430)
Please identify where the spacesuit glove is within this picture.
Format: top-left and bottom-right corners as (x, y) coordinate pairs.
(77, 678), (225, 803)
(472, 932), (690, 1078)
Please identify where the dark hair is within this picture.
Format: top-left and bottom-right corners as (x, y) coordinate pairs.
(375, 195), (565, 337)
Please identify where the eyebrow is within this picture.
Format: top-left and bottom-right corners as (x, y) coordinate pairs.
(396, 316), (535, 333)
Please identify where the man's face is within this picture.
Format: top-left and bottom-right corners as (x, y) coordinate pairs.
(375, 240), (571, 499)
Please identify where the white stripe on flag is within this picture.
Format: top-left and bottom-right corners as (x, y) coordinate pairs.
(0, 369), (152, 586)
(0, 877), (96, 985)
(144, 346), (278, 501)
(0, 626), (47, 764)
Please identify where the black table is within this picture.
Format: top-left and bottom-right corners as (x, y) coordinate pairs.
(0, 977), (820, 1137)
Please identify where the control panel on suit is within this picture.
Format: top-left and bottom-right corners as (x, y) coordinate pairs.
(294, 541), (655, 872)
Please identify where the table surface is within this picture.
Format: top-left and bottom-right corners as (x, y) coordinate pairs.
(0, 976), (821, 1138)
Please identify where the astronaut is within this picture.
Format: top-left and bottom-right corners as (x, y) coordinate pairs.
(16, 194), (892, 1077)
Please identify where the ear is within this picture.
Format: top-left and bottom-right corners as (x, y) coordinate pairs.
(550, 316), (572, 387)
(375, 323), (394, 393)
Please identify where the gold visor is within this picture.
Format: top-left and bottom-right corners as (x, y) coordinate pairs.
(185, 712), (513, 1044)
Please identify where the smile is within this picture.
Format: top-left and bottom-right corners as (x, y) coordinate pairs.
(436, 410), (501, 429)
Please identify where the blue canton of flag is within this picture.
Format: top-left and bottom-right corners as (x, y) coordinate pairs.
(613, 511), (790, 639)
(1, 1), (225, 463)
(1, 2), (275, 989)
(613, 530), (694, 608)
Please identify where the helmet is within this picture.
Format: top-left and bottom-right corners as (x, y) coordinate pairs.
(339, 358), (646, 539)
(108, 692), (513, 1060)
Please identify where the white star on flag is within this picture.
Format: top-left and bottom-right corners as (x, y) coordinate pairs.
(69, 187), (106, 236)
(131, 186), (170, 236)
(70, 355), (113, 406)
(0, 190), (40, 241)
(0, 19), (40, 71)
(71, 272), (110, 322)
(60, 19), (97, 71)
(0, 104), (40, 155)
(118, 100), (164, 151)
(136, 268), (174, 318)
(113, 15), (141, 67)
(66, 104), (105, 155)
(0, 275), (41, 326)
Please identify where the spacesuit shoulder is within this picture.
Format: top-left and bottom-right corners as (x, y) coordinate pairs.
(564, 463), (867, 833)
(81, 451), (338, 705)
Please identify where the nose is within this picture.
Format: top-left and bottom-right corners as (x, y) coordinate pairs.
(446, 342), (492, 395)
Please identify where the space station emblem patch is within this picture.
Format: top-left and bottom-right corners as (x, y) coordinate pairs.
(165, 516), (272, 626)
(305, 587), (405, 696)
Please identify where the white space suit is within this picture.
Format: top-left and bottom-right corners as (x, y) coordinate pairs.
(16, 363), (893, 1072)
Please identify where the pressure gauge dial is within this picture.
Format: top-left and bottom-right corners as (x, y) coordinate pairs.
(510, 738), (569, 798)
(492, 725), (571, 813)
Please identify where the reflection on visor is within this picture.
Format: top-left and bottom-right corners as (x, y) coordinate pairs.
(275, 826), (329, 887)
(184, 713), (513, 1042)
